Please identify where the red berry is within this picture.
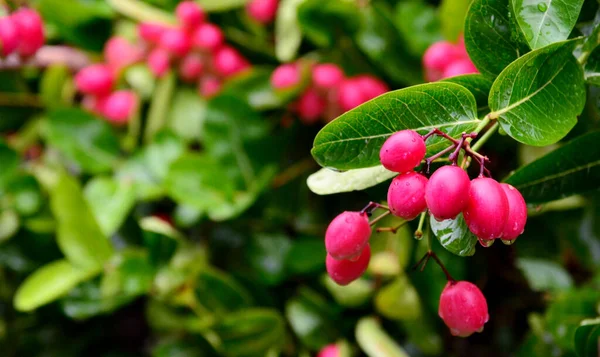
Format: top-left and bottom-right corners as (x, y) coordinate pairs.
(442, 59), (478, 78)
(12, 9), (45, 57)
(438, 281), (489, 337)
(213, 46), (250, 77)
(499, 184), (527, 240)
(379, 130), (426, 173)
(355, 75), (388, 100)
(463, 177), (509, 240)
(246, 0), (279, 24)
(387, 172), (428, 220)
(104, 37), (144, 73)
(191, 23), (224, 51)
(295, 88), (326, 124)
(176, 1), (205, 30)
(98, 90), (138, 125)
(138, 22), (169, 44)
(199, 76), (222, 98)
(178, 53), (204, 82)
(317, 344), (340, 357)
(312, 63), (344, 89)
(159, 28), (191, 57)
(0, 16), (18, 56)
(425, 165), (471, 220)
(148, 48), (171, 78)
(325, 211), (371, 260)
(75, 64), (115, 97)
(423, 41), (459, 71)
(326, 244), (371, 286)
(271, 63), (300, 89)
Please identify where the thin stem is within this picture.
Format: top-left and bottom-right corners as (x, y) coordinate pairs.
(474, 114), (491, 132)
(360, 201), (389, 216)
(430, 252), (455, 283)
(413, 211), (427, 240)
(271, 158), (317, 188)
(369, 210), (391, 226)
(375, 220), (408, 233)
(424, 145), (456, 173)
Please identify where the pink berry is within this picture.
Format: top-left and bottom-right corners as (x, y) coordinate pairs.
(337, 78), (365, 112)
(387, 172), (428, 220)
(148, 48), (171, 78)
(312, 63), (344, 89)
(138, 22), (169, 44)
(159, 28), (191, 57)
(178, 53), (204, 82)
(423, 41), (459, 71)
(438, 281), (489, 337)
(355, 75), (388, 100)
(317, 344), (340, 357)
(271, 63), (300, 89)
(213, 46), (250, 77)
(325, 211), (371, 260)
(379, 130), (426, 173)
(191, 23), (224, 51)
(99, 90), (138, 124)
(296, 88), (326, 124)
(0, 16), (18, 56)
(425, 166), (471, 220)
(499, 184), (527, 240)
(326, 244), (371, 286)
(199, 76), (222, 98)
(246, 0), (279, 24)
(176, 1), (205, 30)
(104, 37), (144, 73)
(75, 64), (115, 97)
(12, 9), (45, 57)
(463, 177), (509, 240)
(442, 59), (478, 78)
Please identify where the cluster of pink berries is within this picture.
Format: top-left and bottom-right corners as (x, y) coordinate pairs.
(423, 38), (478, 82)
(245, 0), (279, 24)
(0, 8), (45, 58)
(270, 62), (388, 124)
(75, 1), (252, 124)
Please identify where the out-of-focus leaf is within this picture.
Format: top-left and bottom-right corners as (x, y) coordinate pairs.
(167, 88), (206, 142)
(395, 1), (442, 57)
(145, 71), (176, 143)
(356, 317), (410, 357)
(40, 65), (73, 109)
(140, 217), (181, 266)
(375, 276), (422, 321)
(298, 0), (360, 48)
(84, 177), (136, 237)
(195, 268), (253, 314)
(196, 0), (250, 12)
(517, 258), (573, 292)
(275, 0), (307, 61)
(7, 174), (43, 216)
(61, 280), (133, 320)
(402, 319), (443, 355)
(307, 166), (396, 195)
(285, 288), (338, 349)
(0, 139), (19, 188)
(440, 0), (470, 41)
(574, 318), (600, 357)
(247, 233), (292, 285)
(220, 68), (294, 111)
(0, 210), (19, 243)
(323, 276), (374, 307)
(107, 0), (175, 24)
(286, 238), (326, 275)
(125, 64), (156, 99)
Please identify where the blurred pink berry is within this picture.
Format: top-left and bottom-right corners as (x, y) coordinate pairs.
(246, 0), (279, 24)
(99, 90), (138, 125)
(178, 53), (204, 82)
(104, 37), (144, 73)
(138, 22), (170, 44)
(355, 75), (388, 100)
(442, 59), (478, 78)
(423, 41), (459, 72)
(75, 64), (115, 97)
(296, 88), (326, 124)
(176, 1), (205, 30)
(159, 28), (191, 57)
(191, 23), (224, 52)
(270, 63), (300, 89)
(199, 76), (222, 98)
(317, 344), (340, 357)
(312, 63), (344, 89)
(337, 78), (365, 112)
(148, 48), (171, 78)
(12, 8), (45, 57)
(0, 16), (18, 56)
(213, 46), (250, 77)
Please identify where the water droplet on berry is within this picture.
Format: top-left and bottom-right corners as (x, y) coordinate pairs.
(501, 239), (516, 245)
(478, 239), (494, 247)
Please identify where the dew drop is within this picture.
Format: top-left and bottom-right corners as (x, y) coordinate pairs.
(501, 239), (516, 245)
(537, 2), (547, 12)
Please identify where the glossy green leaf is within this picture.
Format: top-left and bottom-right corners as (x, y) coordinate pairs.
(505, 131), (600, 203)
(211, 309), (285, 357)
(84, 177), (136, 237)
(465, 0), (528, 78)
(307, 166), (396, 195)
(442, 74), (493, 110)
(430, 213), (478, 256)
(311, 82), (480, 170)
(167, 88), (206, 141)
(275, 0), (306, 61)
(439, 0), (470, 41)
(512, 0), (584, 50)
(14, 260), (98, 311)
(285, 288), (338, 349)
(298, 0), (360, 48)
(489, 40), (585, 146)
(356, 317), (410, 357)
(196, 0), (250, 12)
(395, 1), (442, 57)
(374, 276), (422, 321)
(49, 172), (114, 270)
(195, 268), (253, 314)
(44, 108), (121, 174)
(517, 258), (573, 291)
(322, 276), (374, 307)
(574, 318), (600, 357)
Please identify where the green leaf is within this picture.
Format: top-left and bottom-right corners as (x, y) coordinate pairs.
(247, 234), (292, 286)
(512, 0), (584, 50)
(285, 288), (338, 349)
(14, 260), (98, 311)
(7, 174), (43, 216)
(167, 88), (206, 141)
(298, 0), (360, 48)
(101, 250), (156, 298)
(195, 268), (253, 314)
(505, 131), (600, 203)
(196, 0), (250, 12)
(322, 276), (374, 307)
(307, 166), (396, 195)
(44, 108), (121, 174)
(286, 239), (326, 275)
(49, 172), (114, 270)
(107, 0), (175, 24)
(439, 0), (470, 41)
(40, 65), (73, 109)
(211, 309), (285, 357)
(275, 0), (307, 62)
(575, 318), (600, 357)
(220, 68), (292, 111)
(61, 280), (134, 320)
(0, 139), (19, 189)
(0, 210), (19, 242)
(465, 0), (528, 78)
(374, 276), (422, 321)
(489, 40), (585, 146)
(145, 71), (176, 143)
(442, 74), (493, 110)
(395, 0), (442, 57)
(311, 82), (480, 170)
(84, 177), (136, 237)
(430, 213), (477, 257)
(355, 317), (410, 357)
(516, 258), (573, 291)
(584, 46), (600, 85)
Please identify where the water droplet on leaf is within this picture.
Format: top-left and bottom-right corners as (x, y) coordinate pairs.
(537, 2), (547, 11)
